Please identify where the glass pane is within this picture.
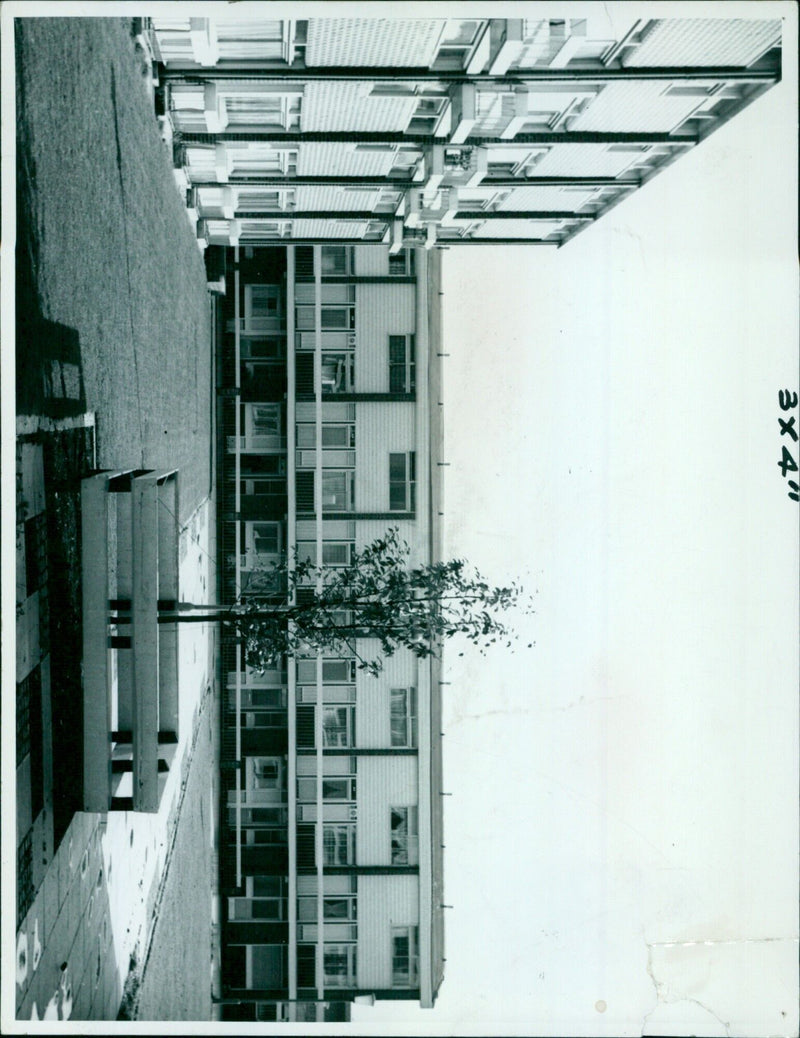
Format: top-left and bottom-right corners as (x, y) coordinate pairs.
(389, 453), (407, 480)
(252, 946), (284, 986)
(322, 660), (352, 683)
(321, 309), (349, 330)
(389, 484), (407, 511)
(389, 336), (406, 361)
(324, 898), (349, 919)
(322, 425), (352, 447)
(253, 759), (280, 788)
(321, 246), (348, 275)
(298, 897), (316, 922)
(252, 876), (282, 896)
(253, 523), (279, 553)
(322, 543), (350, 566)
(296, 424), (315, 447)
(322, 779), (350, 800)
(322, 472), (346, 508)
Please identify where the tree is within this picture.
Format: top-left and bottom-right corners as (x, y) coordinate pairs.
(158, 527), (530, 676)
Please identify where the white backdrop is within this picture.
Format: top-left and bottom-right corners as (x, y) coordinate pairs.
(354, 3), (799, 1034)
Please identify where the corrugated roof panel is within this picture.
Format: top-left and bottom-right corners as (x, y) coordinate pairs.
(496, 185), (600, 211)
(306, 18), (443, 67)
(570, 80), (715, 133)
(293, 219), (371, 238)
(295, 185), (383, 211)
(302, 82), (418, 133)
(473, 218), (565, 238)
(531, 143), (649, 178)
(297, 142), (397, 178)
(625, 18), (781, 67)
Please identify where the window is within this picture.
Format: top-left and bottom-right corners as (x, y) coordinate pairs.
(298, 878), (358, 922)
(392, 926), (419, 987)
(389, 335), (416, 393)
(390, 806), (419, 865)
(323, 470), (354, 511)
(296, 683), (356, 705)
(245, 285), (283, 333)
(250, 757), (283, 792)
(243, 521), (283, 573)
(321, 353), (355, 394)
(251, 403), (281, 435)
(388, 249), (415, 276)
(321, 246), (353, 276)
(228, 877), (285, 920)
(243, 710), (286, 730)
(225, 94), (295, 129)
(247, 945), (287, 988)
(296, 423), (355, 449)
(296, 541), (354, 567)
(297, 771), (356, 803)
(296, 659), (356, 685)
(240, 688), (284, 709)
(296, 299), (355, 332)
(322, 705), (355, 747)
(251, 522), (280, 555)
(389, 452), (416, 512)
(390, 688), (417, 747)
(323, 944), (357, 987)
(323, 823), (356, 865)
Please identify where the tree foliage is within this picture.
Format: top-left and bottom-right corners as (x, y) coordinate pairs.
(173, 528), (531, 676)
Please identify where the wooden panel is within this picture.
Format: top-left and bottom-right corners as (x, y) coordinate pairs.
(355, 755), (417, 864)
(356, 874), (419, 989)
(355, 284), (416, 392)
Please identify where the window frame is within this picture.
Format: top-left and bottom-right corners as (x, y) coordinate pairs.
(322, 704), (355, 748)
(322, 943), (358, 987)
(321, 469), (355, 512)
(322, 823), (356, 865)
(389, 452), (416, 512)
(391, 925), (420, 988)
(389, 334), (416, 393)
(390, 805), (419, 865)
(390, 687), (418, 748)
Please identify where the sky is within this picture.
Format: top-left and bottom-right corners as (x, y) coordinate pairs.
(352, 3), (799, 1035)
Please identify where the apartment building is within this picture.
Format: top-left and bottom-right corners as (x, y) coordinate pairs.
(149, 14), (782, 249)
(214, 242), (444, 1021)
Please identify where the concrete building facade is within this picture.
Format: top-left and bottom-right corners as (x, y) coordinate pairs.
(212, 242), (444, 1021)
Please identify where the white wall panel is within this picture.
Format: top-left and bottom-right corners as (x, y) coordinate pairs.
(355, 285), (416, 392)
(357, 875), (420, 989)
(355, 518), (417, 548)
(356, 648), (417, 748)
(356, 756), (417, 864)
(355, 403), (416, 511)
(354, 245), (389, 276)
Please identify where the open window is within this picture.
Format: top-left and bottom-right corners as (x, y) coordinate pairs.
(390, 806), (419, 865)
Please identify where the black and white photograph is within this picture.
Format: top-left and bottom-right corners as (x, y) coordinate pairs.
(2, 2), (797, 1033)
